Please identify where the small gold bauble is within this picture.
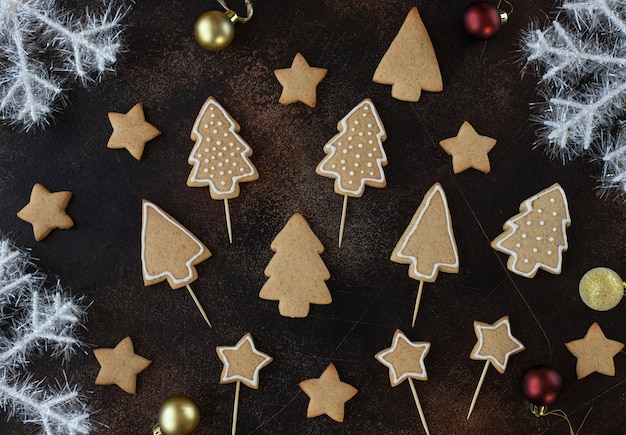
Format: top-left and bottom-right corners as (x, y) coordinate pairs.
(194, 10), (236, 51)
(158, 396), (200, 435)
(579, 267), (624, 311)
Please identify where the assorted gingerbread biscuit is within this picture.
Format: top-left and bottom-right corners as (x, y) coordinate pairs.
(107, 103), (161, 160)
(17, 183), (73, 241)
(94, 336), (151, 394)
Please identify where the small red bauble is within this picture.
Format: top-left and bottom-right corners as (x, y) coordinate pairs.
(463, 2), (503, 40)
(521, 366), (562, 407)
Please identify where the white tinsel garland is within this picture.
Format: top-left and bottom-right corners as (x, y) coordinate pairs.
(0, 0), (126, 129)
(521, 0), (626, 197)
(0, 238), (90, 434)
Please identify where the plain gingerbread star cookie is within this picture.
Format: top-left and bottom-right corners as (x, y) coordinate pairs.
(274, 53), (327, 108)
(299, 363), (358, 422)
(107, 103), (161, 160)
(439, 121), (496, 174)
(17, 183), (73, 241)
(566, 322), (624, 379)
(94, 336), (151, 394)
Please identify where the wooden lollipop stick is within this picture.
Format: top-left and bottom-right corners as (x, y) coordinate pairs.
(338, 195), (348, 247)
(224, 198), (233, 243)
(412, 280), (425, 328)
(467, 361), (490, 419)
(186, 285), (212, 328)
(232, 380), (241, 435)
(408, 378), (430, 435)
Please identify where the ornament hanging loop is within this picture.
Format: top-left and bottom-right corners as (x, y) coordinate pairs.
(217, 0), (254, 23)
(496, 0), (513, 23)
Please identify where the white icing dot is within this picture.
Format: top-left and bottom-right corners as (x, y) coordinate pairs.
(358, 143), (363, 148)
(209, 106), (215, 111)
(526, 221), (532, 226)
(233, 162), (237, 166)
(368, 153), (373, 157)
(218, 152), (223, 157)
(211, 155), (216, 160)
(218, 162), (223, 167)
(212, 129), (218, 134)
(197, 153), (202, 158)
(210, 166), (215, 171)
(552, 227), (557, 232)
(373, 147), (377, 151)
(523, 258), (529, 264)
(369, 171), (375, 176)
(204, 148), (209, 152)
(203, 168), (209, 173)
(342, 166), (347, 171)
(225, 158), (230, 163)
(236, 147), (241, 151)
(349, 171), (355, 176)
(354, 162), (359, 167)
(367, 162), (372, 167)
(533, 248), (538, 253)
(350, 127), (356, 132)
(348, 144), (353, 149)
(204, 159), (209, 163)
(217, 121), (223, 126)
(348, 180), (353, 184)
(223, 146), (228, 151)
(342, 149), (348, 154)
(549, 237), (554, 242)
(209, 173), (214, 178)
(338, 142), (342, 146)
(552, 212), (558, 216)
(367, 123), (372, 128)
(224, 132), (228, 137)
(540, 221), (545, 225)
(515, 243), (521, 248)
(220, 181), (226, 186)
(547, 250), (553, 255)
(360, 170), (365, 174)
(206, 138), (211, 142)
(231, 152), (235, 157)
(203, 124), (208, 129)
(522, 233), (527, 239)
(219, 170), (224, 175)
(367, 131), (372, 136)
(331, 164), (336, 169)
(212, 147), (217, 151)
(368, 140), (373, 144)
(340, 159), (346, 164)
(537, 208), (543, 213)
(359, 132), (364, 136)
(348, 136), (353, 141)
(228, 170), (232, 174)
(536, 236), (542, 241)
(550, 197), (555, 203)
(354, 120), (359, 125)
(240, 168), (245, 172)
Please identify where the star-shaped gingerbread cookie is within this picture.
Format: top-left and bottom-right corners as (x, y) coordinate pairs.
(274, 53), (327, 108)
(439, 121), (496, 174)
(107, 103), (161, 160)
(375, 329), (430, 386)
(216, 333), (272, 389)
(299, 363), (358, 422)
(566, 322), (624, 379)
(94, 336), (151, 394)
(471, 316), (525, 374)
(17, 183), (73, 241)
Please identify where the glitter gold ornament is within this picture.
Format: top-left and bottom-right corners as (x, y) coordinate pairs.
(152, 396), (200, 435)
(579, 267), (624, 311)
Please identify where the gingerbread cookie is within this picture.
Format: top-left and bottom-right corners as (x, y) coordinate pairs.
(94, 336), (151, 394)
(17, 183), (73, 241)
(141, 200), (211, 289)
(373, 7), (442, 102)
(274, 53), (327, 107)
(439, 121), (496, 174)
(566, 322), (624, 379)
(491, 183), (571, 278)
(260, 213), (331, 318)
(299, 363), (357, 423)
(107, 103), (161, 160)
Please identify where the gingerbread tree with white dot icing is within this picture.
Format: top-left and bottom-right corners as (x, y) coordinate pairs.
(316, 98), (387, 247)
(491, 183), (571, 278)
(187, 96), (258, 243)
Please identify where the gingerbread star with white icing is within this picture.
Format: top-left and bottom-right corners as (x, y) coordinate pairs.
(216, 333), (272, 389)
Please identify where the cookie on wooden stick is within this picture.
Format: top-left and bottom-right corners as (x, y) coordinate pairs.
(187, 96), (258, 243)
(391, 183), (458, 326)
(141, 200), (213, 327)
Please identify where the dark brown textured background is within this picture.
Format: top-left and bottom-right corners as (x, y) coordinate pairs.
(1, 0), (625, 433)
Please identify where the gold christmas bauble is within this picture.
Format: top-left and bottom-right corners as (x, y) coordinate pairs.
(579, 267), (624, 311)
(158, 396), (200, 435)
(194, 10), (236, 51)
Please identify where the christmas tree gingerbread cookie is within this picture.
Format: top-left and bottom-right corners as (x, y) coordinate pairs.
(187, 96), (258, 243)
(141, 200), (213, 327)
(259, 213), (331, 318)
(373, 7), (443, 102)
(491, 183), (571, 278)
(391, 183), (458, 326)
(316, 98), (387, 247)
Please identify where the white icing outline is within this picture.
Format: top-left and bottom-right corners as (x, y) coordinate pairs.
(472, 317), (525, 373)
(141, 201), (207, 286)
(187, 97), (257, 195)
(217, 333), (272, 387)
(317, 99), (387, 196)
(395, 184), (459, 281)
(493, 184), (570, 278)
(376, 330), (430, 385)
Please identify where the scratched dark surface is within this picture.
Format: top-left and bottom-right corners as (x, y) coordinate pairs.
(1, 0), (626, 434)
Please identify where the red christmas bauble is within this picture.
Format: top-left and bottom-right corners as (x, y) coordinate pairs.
(521, 366), (562, 406)
(463, 2), (502, 40)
